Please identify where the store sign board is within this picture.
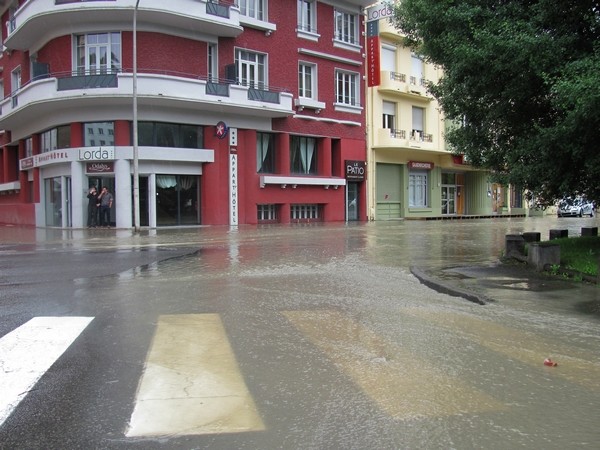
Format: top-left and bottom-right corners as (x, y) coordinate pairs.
(346, 160), (366, 181)
(78, 148), (114, 161)
(86, 162), (114, 173)
(409, 161), (434, 170)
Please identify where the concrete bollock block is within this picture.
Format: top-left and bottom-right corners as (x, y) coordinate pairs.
(522, 232), (541, 243)
(581, 227), (598, 237)
(505, 234), (526, 257)
(549, 229), (568, 240)
(527, 243), (560, 272)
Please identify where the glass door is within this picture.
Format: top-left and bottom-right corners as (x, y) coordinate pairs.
(441, 185), (456, 215)
(347, 182), (359, 221)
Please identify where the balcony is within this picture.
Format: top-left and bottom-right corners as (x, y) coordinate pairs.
(378, 71), (431, 100)
(4, 0), (243, 52)
(0, 70), (294, 134)
(373, 128), (443, 154)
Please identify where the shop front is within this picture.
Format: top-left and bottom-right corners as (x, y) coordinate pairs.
(21, 146), (213, 228)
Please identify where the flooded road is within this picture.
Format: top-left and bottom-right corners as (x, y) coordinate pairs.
(0, 217), (599, 449)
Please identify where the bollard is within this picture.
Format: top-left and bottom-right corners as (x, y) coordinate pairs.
(549, 229), (568, 240)
(581, 227), (598, 237)
(528, 243), (560, 272)
(505, 234), (526, 257)
(522, 232), (541, 243)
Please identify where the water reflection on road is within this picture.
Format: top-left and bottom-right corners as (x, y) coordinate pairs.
(5, 217), (600, 448)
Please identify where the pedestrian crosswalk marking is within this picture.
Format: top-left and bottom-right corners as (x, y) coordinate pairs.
(402, 308), (600, 390)
(0, 316), (94, 428)
(126, 314), (265, 437)
(283, 310), (505, 419)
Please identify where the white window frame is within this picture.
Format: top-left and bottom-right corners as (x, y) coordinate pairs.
(334, 9), (360, 50)
(235, 48), (267, 89)
(409, 170), (429, 208)
(239, 0), (266, 21)
(334, 69), (361, 113)
(381, 44), (397, 72)
(411, 52), (424, 85)
(11, 66), (21, 108)
(411, 106), (425, 141)
(208, 43), (218, 82)
(382, 101), (396, 130)
(298, 62), (316, 100)
(75, 32), (121, 75)
(297, 0), (317, 36)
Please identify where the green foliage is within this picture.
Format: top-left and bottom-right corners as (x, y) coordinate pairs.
(391, 0), (600, 206)
(551, 236), (600, 276)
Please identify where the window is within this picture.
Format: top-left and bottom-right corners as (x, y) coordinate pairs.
(76, 32), (121, 75)
(291, 204), (321, 221)
(40, 126), (71, 152)
(11, 67), (21, 107)
(411, 106), (425, 140)
(138, 122), (203, 149)
(25, 137), (33, 158)
(335, 70), (359, 106)
(290, 136), (317, 175)
(208, 44), (218, 82)
(381, 45), (397, 72)
(334, 10), (358, 45)
(84, 122), (114, 146)
(235, 49), (266, 89)
(409, 170), (428, 207)
(411, 53), (424, 85)
(298, 63), (316, 99)
(257, 132), (275, 173)
(382, 101), (395, 129)
(239, 0), (265, 21)
(298, 0), (316, 33)
(257, 204), (278, 222)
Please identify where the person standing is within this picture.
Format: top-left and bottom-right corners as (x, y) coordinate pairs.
(86, 186), (99, 228)
(97, 187), (114, 227)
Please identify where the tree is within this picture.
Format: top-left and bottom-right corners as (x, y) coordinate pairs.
(390, 0), (600, 206)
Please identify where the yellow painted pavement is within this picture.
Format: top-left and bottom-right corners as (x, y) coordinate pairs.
(283, 310), (505, 419)
(126, 314), (264, 437)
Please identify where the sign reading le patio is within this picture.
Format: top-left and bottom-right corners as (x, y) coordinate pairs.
(346, 160), (366, 180)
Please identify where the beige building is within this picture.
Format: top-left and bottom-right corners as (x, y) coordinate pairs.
(366, 18), (527, 220)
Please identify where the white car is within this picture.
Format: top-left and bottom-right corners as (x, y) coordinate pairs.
(557, 197), (595, 217)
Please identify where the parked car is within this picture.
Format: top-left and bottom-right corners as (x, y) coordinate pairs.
(557, 197), (595, 217)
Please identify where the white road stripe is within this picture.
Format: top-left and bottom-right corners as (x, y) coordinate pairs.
(0, 316), (94, 427)
(126, 314), (264, 437)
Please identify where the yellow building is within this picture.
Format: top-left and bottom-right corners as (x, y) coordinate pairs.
(366, 17), (527, 220)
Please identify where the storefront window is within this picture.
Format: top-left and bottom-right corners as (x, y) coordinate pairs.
(156, 175), (200, 226)
(137, 122), (203, 149)
(45, 177), (62, 226)
(84, 122), (114, 146)
(41, 126), (70, 152)
(409, 170), (428, 207)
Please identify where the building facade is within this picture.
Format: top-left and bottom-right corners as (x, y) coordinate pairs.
(366, 15), (527, 220)
(0, 0), (370, 228)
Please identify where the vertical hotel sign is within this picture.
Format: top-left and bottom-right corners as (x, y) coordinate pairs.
(366, 3), (394, 87)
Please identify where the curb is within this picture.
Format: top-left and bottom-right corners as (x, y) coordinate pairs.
(410, 266), (490, 305)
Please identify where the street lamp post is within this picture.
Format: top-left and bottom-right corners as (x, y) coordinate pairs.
(132, 0), (141, 232)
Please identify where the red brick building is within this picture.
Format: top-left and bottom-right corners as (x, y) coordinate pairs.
(0, 0), (369, 228)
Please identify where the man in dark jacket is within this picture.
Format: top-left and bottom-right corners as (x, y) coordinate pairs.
(98, 187), (114, 227)
(86, 186), (98, 228)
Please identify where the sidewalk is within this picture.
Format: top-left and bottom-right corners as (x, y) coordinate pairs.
(411, 260), (600, 316)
